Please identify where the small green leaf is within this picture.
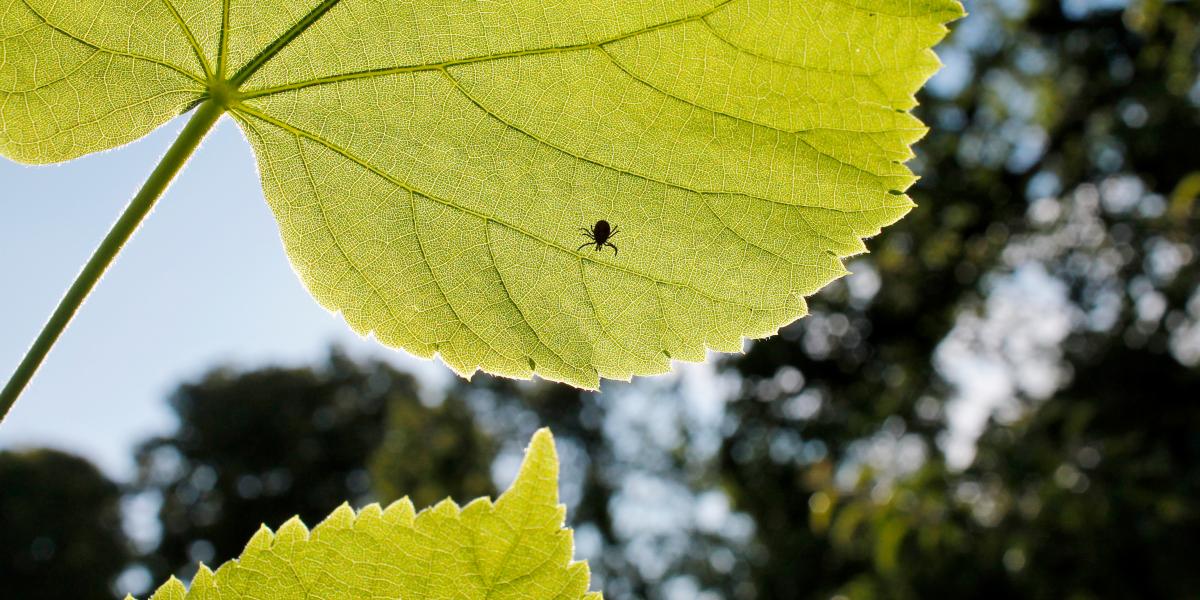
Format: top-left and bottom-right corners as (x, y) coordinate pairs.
(130, 429), (600, 600)
(1, 0), (963, 389)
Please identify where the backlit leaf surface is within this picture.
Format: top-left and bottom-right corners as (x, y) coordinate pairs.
(0, 0), (963, 387)
(133, 429), (599, 600)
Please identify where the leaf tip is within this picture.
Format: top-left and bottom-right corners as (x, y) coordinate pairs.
(356, 502), (385, 523)
(246, 524), (274, 551)
(321, 503), (357, 529)
(948, 0), (968, 20)
(276, 515), (311, 542)
(497, 428), (560, 509)
(529, 428), (556, 458)
(192, 563), (216, 590)
(383, 496), (417, 525)
(147, 576), (187, 600)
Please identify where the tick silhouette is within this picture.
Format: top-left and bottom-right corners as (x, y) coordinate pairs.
(578, 220), (620, 255)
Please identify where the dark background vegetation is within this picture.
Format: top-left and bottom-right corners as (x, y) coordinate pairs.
(2, 0), (1198, 598)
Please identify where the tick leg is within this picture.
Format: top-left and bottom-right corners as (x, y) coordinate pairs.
(609, 226), (620, 238)
(577, 242), (593, 252)
(605, 242), (619, 256)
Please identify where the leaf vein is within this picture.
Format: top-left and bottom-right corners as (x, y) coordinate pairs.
(439, 68), (886, 215)
(237, 0), (737, 98)
(294, 133), (418, 344)
(233, 104), (782, 312)
(578, 258), (645, 367)
(483, 222), (587, 376)
(216, 0), (229, 76)
(16, 0), (206, 85)
(159, 0), (212, 78)
(406, 192), (522, 371)
(594, 45), (899, 182)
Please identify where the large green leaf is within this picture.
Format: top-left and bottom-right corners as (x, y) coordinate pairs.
(133, 429), (599, 599)
(0, 0), (963, 388)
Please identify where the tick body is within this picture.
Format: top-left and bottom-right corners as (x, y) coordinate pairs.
(578, 219), (620, 255)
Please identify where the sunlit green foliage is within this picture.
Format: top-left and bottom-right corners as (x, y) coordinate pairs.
(0, 0), (962, 388)
(134, 429), (598, 600)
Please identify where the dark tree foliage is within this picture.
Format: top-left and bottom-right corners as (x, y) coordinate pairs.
(368, 386), (496, 508)
(965, 352), (1200, 598)
(0, 449), (129, 600)
(133, 350), (494, 581)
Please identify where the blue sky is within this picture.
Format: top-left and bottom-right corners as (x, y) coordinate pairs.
(0, 115), (446, 479)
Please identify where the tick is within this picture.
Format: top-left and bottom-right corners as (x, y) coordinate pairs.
(578, 219), (620, 255)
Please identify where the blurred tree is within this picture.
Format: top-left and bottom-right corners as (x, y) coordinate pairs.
(798, 348), (1200, 599)
(966, 350), (1200, 598)
(368, 385), (495, 508)
(0, 449), (130, 600)
(134, 350), (494, 582)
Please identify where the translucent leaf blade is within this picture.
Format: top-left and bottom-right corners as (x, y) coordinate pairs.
(231, 0), (961, 387)
(0, 0), (963, 388)
(0, 0), (208, 163)
(134, 429), (597, 599)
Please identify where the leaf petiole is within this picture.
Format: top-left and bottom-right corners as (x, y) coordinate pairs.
(0, 100), (225, 424)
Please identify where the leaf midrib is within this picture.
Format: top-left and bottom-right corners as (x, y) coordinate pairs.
(160, 0), (212, 78)
(227, 0), (342, 87)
